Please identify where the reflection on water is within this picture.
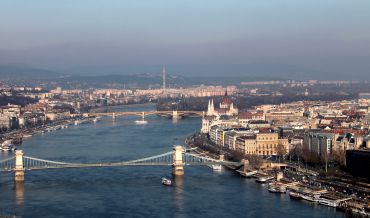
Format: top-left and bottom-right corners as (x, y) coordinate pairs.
(14, 181), (24, 206)
(14, 181), (24, 216)
(174, 175), (184, 218)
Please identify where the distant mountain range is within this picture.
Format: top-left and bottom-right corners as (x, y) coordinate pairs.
(0, 65), (285, 87)
(3, 64), (357, 88)
(0, 65), (63, 80)
(1, 63), (366, 87)
(55, 74), (282, 87)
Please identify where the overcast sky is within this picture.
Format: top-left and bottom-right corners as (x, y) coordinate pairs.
(0, 0), (369, 79)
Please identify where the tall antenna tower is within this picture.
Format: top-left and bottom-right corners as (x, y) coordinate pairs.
(162, 66), (166, 92)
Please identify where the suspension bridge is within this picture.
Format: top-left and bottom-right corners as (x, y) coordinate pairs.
(0, 146), (242, 182)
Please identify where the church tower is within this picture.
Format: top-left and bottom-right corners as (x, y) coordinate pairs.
(206, 99), (215, 116)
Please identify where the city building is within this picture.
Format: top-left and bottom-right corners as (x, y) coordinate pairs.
(303, 131), (335, 156)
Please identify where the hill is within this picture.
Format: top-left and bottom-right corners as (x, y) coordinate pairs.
(0, 65), (63, 81)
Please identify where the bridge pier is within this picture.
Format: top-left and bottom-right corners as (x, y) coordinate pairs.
(14, 150), (25, 182)
(172, 111), (179, 119)
(172, 145), (184, 176)
(112, 112), (116, 121)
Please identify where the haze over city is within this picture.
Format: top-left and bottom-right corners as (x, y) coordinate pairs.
(1, 0), (370, 79)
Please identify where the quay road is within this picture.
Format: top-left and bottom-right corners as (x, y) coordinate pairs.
(0, 117), (93, 144)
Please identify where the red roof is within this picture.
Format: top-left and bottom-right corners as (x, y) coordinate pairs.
(323, 129), (366, 135)
(221, 97), (232, 105)
(239, 111), (263, 119)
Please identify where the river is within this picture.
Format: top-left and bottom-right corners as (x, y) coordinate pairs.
(0, 104), (345, 217)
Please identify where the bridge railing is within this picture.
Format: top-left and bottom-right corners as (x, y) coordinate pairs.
(0, 156), (16, 171)
(111, 151), (175, 166)
(23, 156), (84, 169)
(183, 153), (241, 166)
(22, 151), (176, 169)
(0, 150), (241, 171)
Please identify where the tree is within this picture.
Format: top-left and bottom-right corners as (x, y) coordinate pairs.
(245, 154), (263, 169)
(276, 144), (287, 163)
(332, 148), (346, 166)
(301, 146), (321, 168)
(321, 151), (330, 173)
(289, 143), (303, 166)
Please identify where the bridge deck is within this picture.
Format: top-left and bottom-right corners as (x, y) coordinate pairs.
(88, 110), (203, 117)
(0, 151), (241, 172)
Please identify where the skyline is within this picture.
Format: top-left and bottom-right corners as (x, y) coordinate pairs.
(1, 0), (370, 79)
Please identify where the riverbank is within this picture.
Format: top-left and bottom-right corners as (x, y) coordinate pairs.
(185, 133), (370, 217)
(0, 116), (99, 150)
(1, 103), (155, 149)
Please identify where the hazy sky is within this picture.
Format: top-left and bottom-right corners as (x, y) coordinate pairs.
(0, 0), (369, 78)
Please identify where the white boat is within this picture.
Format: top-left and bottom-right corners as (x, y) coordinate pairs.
(22, 134), (32, 138)
(318, 198), (338, 207)
(289, 191), (303, 200)
(238, 170), (258, 178)
(256, 176), (274, 183)
(93, 116), (102, 123)
(135, 113), (148, 125)
(162, 177), (172, 186)
(1, 140), (16, 152)
(135, 120), (148, 125)
(301, 194), (320, 203)
(268, 182), (286, 193)
(210, 164), (222, 171)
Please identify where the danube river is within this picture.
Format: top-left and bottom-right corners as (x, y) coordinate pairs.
(0, 104), (345, 217)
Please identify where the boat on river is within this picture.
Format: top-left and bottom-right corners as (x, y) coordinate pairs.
(238, 170), (258, 178)
(210, 164), (222, 171)
(256, 176), (274, 183)
(318, 198), (338, 208)
(268, 182), (287, 193)
(301, 193), (321, 203)
(162, 177), (172, 186)
(135, 113), (148, 125)
(22, 134), (32, 139)
(1, 140), (16, 152)
(135, 120), (148, 125)
(289, 191), (303, 200)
